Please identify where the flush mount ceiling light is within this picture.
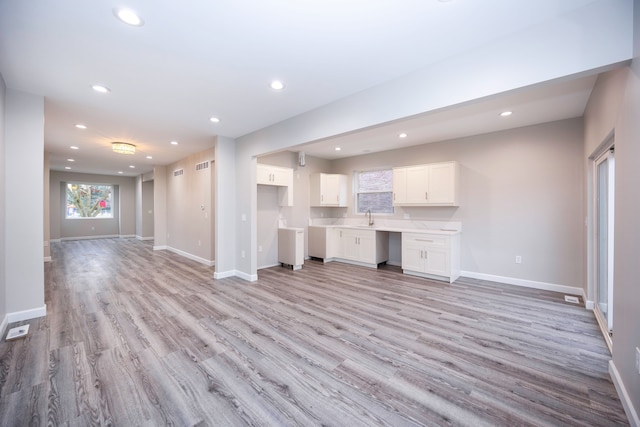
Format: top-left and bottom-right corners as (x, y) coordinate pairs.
(67, 158), (75, 162)
(399, 133), (408, 138)
(91, 84), (110, 93)
(118, 171), (124, 174)
(146, 155), (153, 159)
(112, 142), (136, 155)
(500, 111), (513, 117)
(75, 124), (87, 129)
(170, 140), (179, 145)
(114, 8), (144, 26)
(270, 80), (285, 90)
(335, 147), (341, 151)
(209, 117), (220, 123)
(65, 166), (72, 170)
(70, 146), (79, 150)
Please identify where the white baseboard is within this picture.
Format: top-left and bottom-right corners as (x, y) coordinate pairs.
(610, 360), (640, 427)
(136, 235), (154, 241)
(7, 304), (47, 323)
(214, 270), (236, 279)
(44, 256), (52, 263)
(60, 234), (119, 241)
(460, 271), (583, 295)
(155, 246), (215, 267)
(50, 239), (61, 243)
(119, 234), (135, 239)
(258, 263), (280, 270)
(235, 270), (258, 282)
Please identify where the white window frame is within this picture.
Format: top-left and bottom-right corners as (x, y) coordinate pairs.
(65, 182), (115, 219)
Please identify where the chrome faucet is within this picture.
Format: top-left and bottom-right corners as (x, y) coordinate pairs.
(366, 209), (374, 226)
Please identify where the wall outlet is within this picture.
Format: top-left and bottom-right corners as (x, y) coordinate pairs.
(241, 250), (245, 258)
(403, 213), (410, 219)
(515, 255), (522, 264)
(241, 214), (246, 221)
(258, 245), (263, 252)
(198, 240), (201, 247)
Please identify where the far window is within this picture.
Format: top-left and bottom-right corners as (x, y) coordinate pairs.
(66, 183), (113, 218)
(355, 169), (394, 214)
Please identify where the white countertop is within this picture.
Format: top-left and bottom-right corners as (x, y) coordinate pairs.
(308, 224), (460, 235)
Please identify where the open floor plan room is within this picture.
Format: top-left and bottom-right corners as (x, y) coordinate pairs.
(0, 239), (627, 426)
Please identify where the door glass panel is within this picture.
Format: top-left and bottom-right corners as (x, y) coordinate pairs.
(596, 159), (608, 324)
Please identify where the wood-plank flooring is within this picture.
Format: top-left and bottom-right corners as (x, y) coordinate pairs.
(0, 238), (629, 426)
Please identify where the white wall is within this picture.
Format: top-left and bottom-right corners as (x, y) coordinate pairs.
(0, 74), (6, 331)
(5, 89), (45, 320)
(153, 165), (167, 249)
(232, 0), (633, 280)
(333, 119), (585, 290)
(43, 152), (50, 260)
(165, 147), (215, 265)
(214, 136), (237, 278)
(49, 171), (136, 240)
(141, 180), (154, 239)
(584, 63), (640, 424)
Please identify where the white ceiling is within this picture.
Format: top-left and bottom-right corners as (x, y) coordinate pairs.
(0, 0), (602, 175)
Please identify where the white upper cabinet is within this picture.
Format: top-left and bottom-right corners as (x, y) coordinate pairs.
(393, 161), (459, 206)
(309, 173), (347, 207)
(256, 163), (294, 206)
(257, 163), (292, 187)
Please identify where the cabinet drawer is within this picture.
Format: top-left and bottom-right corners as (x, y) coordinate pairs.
(402, 233), (449, 248)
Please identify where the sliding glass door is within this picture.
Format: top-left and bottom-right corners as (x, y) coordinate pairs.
(594, 147), (615, 339)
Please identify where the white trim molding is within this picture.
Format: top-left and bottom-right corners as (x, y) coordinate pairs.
(44, 256), (52, 263)
(119, 234), (136, 239)
(610, 360), (640, 427)
(50, 239), (61, 243)
(214, 270), (236, 280)
(7, 304), (47, 323)
(136, 235), (154, 241)
(155, 246), (215, 267)
(235, 270), (258, 282)
(60, 235), (119, 241)
(460, 271), (583, 295)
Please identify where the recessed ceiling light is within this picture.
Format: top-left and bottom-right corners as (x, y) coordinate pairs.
(65, 166), (71, 170)
(91, 85), (110, 93)
(399, 133), (408, 138)
(75, 124), (87, 129)
(209, 117), (220, 123)
(170, 141), (179, 145)
(118, 171), (124, 174)
(500, 111), (513, 117)
(129, 165), (135, 168)
(114, 8), (144, 26)
(270, 80), (285, 90)
(335, 147), (341, 151)
(70, 146), (79, 150)
(67, 158), (75, 162)
(146, 155), (153, 159)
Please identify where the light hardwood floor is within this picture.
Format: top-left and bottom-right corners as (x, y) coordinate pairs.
(0, 238), (628, 426)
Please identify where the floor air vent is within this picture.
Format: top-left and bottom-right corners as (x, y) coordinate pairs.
(564, 295), (580, 304)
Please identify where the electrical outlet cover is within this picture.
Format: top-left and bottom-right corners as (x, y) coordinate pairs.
(6, 324), (29, 341)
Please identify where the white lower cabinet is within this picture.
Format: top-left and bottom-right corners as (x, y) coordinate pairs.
(331, 228), (389, 268)
(401, 232), (460, 283)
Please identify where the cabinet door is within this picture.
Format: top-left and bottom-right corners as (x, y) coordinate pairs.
(424, 248), (449, 276)
(357, 231), (376, 264)
(322, 174), (341, 205)
(405, 166), (429, 204)
(341, 230), (360, 261)
(271, 167), (291, 187)
(393, 168), (407, 204)
(427, 163), (456, 204)
(402, 240), (425, 272)
(327, 228), (340, 258)
(256, 164), (272, 185)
